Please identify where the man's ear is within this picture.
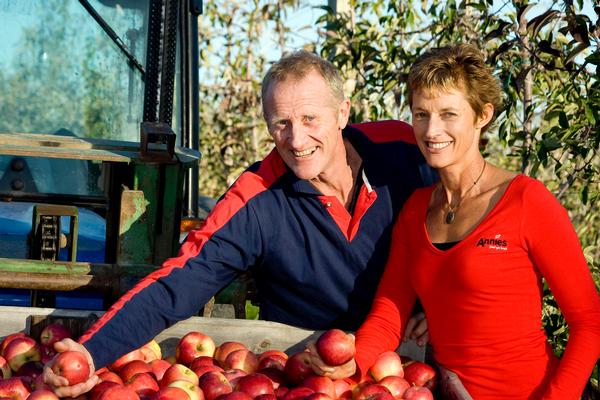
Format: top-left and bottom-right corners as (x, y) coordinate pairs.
(476, 103), (494, 129)
(338, 99), (351, 129)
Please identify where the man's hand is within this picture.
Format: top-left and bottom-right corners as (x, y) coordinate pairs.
(306, 337), (356, 380)
(403, 312), (429, 346)
(43, 338), (100, 398)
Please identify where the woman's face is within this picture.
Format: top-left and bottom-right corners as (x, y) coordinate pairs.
(411, 87), (491, 170)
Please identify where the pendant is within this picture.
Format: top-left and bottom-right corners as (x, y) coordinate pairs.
(445, 210), (455, 224)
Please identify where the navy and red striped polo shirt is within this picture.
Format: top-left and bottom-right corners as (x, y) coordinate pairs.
(80, 120), (435, 368)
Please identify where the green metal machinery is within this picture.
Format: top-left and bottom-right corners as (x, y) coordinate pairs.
(0, 0), (203, 309)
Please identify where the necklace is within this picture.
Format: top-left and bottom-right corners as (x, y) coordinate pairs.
(444, 161), (487, 224)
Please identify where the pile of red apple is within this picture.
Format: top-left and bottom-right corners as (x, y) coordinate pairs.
(0, 325), (437, 400)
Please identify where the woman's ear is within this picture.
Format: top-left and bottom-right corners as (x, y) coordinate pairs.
(476, 103), (494, 129)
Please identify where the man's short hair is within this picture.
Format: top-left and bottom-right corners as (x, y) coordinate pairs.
(261, 50), (345, 113)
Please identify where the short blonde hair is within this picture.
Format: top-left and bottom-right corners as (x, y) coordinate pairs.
(407, 43), (503, 133)
(261, 50), (345, 113)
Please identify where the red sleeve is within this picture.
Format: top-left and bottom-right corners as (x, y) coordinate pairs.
(521, 180), (600, 399)
(353, 207), (418, 381)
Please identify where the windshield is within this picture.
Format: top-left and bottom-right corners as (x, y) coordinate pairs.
(0, 0), (148, 141)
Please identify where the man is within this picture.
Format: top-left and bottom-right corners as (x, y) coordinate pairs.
(44, 50), (434, 396)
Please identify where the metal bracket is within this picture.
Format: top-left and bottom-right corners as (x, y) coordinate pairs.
(140, 121), (176, 162)
(30, 204), (79, 262)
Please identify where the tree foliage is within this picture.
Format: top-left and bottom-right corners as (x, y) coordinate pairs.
(197, 0), (310, 196)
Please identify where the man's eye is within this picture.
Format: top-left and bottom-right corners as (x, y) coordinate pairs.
(303, 115), (315, 122)
(275, 120), (288, 127)
(414, 112), (427, 119)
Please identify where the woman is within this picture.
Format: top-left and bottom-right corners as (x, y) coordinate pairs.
(311, 44), (600, 399)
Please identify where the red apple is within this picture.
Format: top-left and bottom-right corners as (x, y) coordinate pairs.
(198, 371), (232, 400)
(126, 372), (160, 396)
(27, 389), (60, 400)
(315, 330), (354, 367)
(300, 376), (335, 398)
(0, 333), (27, 357)
(150, 386), (192, 400)
(0, 377), (30, 400)
(332, 379), (351, 399)
(214, 342), (246, 367)
(109, 348), (145, 372)
(97, 384), (141, 400)
(402, 386), (433, 400)
(258, 367), (286, 389)
(354, 384), (392, 400)
(281, 387), (314, 400)
(304, 393), (333, 400)
(377, 376), (410, 400)
(402, 361), (437, 390)
(3, 336), (41, 372)
(119, 360), (153, 383)
(40, 344), (57, 365)
(235, 373), (275, 398)
(224, 349), (258, 374)
(190, 356), (219, 369)
(32, 373), (52, 392)
(166, 380), (203, 400)
(283, 351), (315, 386)
(51, 350), (91, 385)
(176, 332), (216, 366)
(89, 381), (120, 400)
(15, 360), (43, 380)
(139, 340), (162, 363)
(368, 351), (403, 381)
(0, 355), (11, 379)
(149, 359), (173, 382)
(257, 354), (287, 372)
(98, 370), (124, 385)
(258, 351), (287, 372)
(222, 369), (247, 386)
(39, 323), (72, 347)
(255, 394), (278, 400)
(274, 386), (289, 399)
(161, 364), (199, 387)
(192, 364), (224, 379)
(216, 392), (252, 400)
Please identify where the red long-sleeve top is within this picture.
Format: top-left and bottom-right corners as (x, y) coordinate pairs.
(354, 175), (600, 399)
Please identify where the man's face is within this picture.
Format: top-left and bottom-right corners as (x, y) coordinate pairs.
(263, 70), (350, 181)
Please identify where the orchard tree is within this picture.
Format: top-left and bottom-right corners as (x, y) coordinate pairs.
(197, 0), (311, 197)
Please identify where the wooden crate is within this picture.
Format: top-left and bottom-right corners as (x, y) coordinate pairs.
(0, 306), (471, 399)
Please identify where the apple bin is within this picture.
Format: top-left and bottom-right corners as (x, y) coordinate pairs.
(0, 306), (472, 399)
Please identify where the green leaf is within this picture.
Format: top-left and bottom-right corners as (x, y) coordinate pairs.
(559, 112), (569, 129)
(585, 51), (600, 66)
(584, 103), (597, 125)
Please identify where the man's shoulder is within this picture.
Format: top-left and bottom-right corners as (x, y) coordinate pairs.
(221, 148), (287, 204)
(347, 120), (416, 145)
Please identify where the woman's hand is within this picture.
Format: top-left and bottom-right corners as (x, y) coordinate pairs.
(43, 338), (100, 398)
(306, 336), (357, 380)
(403, 312), (429, 346)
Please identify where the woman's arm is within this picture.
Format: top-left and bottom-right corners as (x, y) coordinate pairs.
(522, 180), (600, 399)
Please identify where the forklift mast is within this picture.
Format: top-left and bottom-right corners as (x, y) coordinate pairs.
(0, 0), (202, 309)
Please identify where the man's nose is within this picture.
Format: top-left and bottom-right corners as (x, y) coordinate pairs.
(287, 123), (307, 147)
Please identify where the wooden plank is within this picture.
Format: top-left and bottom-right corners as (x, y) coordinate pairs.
(0, 133), (200, 164)
(0, 306), (425, 360)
